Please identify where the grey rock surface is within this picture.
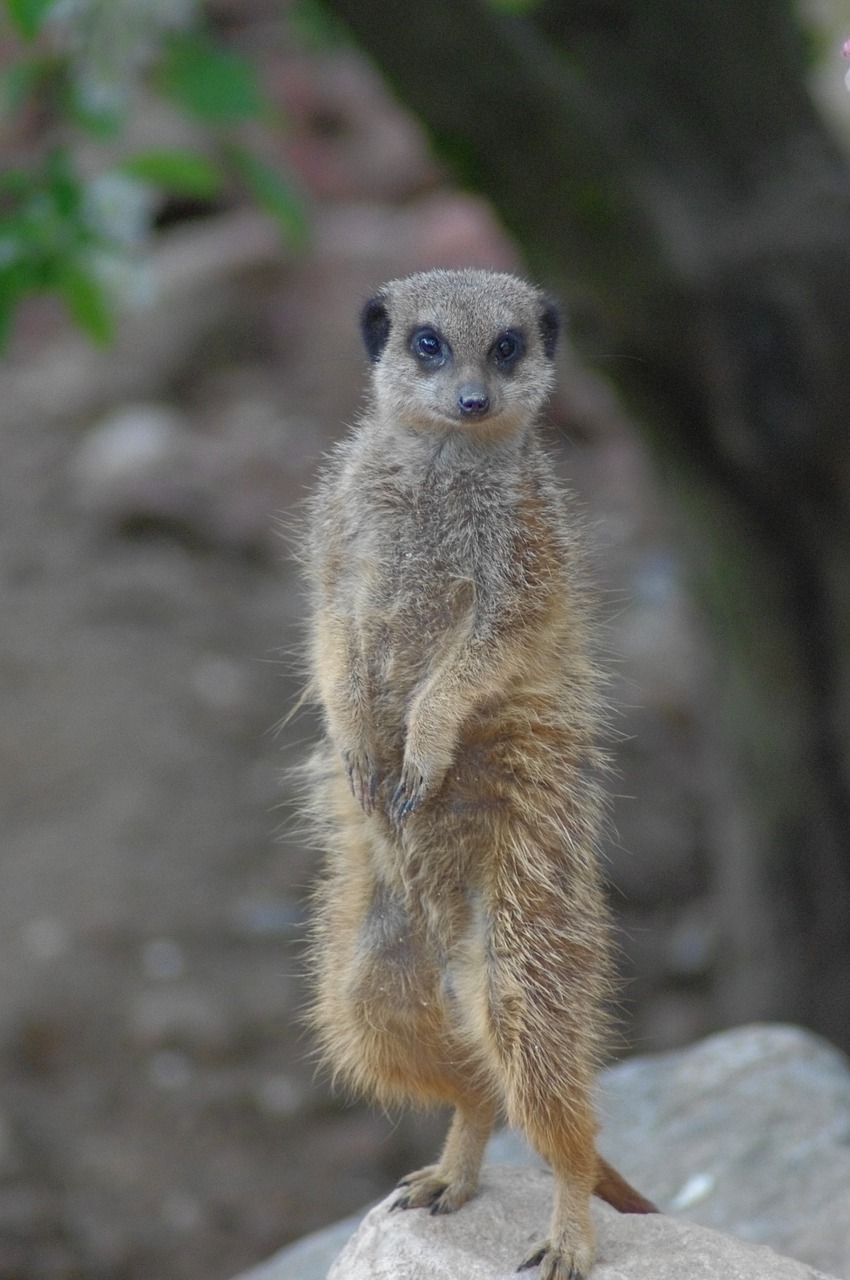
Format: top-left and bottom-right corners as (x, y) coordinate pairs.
(239, 1024), (850, 1279)
(597, 1022), (850, 1273)
(325, 1167), (835, 1280)
(237, 1215), (365, 1280)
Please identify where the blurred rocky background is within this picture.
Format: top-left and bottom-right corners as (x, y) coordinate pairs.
(1, 2), (849, 1278)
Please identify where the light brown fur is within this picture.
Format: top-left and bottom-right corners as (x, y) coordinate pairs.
(301, 269), (654, 1280)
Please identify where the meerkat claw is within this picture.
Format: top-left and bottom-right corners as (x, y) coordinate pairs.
(389, 775), (423, 824)
(390, 1185), (436, 1212)
(343, 751), (377, 814)
(518, 1247), (547, 1271)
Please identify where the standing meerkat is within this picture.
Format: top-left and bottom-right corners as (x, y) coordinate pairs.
(302, 268), (655, 1280)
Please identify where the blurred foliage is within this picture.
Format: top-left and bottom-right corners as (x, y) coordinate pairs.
(287, 0), (347, 52)
(0, 0), (307, 350)
(484, 0), (542, 13)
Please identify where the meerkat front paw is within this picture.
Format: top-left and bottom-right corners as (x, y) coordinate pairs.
(391, 1164), (476, 1215)
(342, 748), (377, 814)
(389, 722), (455, 825)
(388, 757), (428, 825)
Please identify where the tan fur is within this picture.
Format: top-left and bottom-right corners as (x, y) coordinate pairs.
(301, 269), (654, 1280)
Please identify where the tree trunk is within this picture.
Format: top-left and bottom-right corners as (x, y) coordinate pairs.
(323, 0), (850, 1044)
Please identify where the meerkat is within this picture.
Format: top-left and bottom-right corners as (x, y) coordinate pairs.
(302, 268), (655, 1280)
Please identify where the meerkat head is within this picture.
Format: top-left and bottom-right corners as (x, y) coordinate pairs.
(359, 269), (560, 440)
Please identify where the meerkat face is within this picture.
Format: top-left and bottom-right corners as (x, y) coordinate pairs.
(360, 269), (560, 439)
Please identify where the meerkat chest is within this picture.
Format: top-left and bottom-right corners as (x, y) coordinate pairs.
(351, 464), (515, 622)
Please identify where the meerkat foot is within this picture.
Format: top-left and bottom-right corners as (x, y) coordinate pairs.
(391, 1164), (477, 1215)
(518, 1202), (594, 1280)
(517, 1240), (588, 1280)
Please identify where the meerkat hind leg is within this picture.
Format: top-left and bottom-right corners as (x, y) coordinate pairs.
(393, 1095), (497, 1215)
(486, 951), (599, 1277)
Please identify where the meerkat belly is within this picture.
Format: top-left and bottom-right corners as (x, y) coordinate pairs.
(436, 690), (581, 827)
(348, 877), (484, 1039)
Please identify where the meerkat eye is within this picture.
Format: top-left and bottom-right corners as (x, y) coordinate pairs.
(410, 327), (448, 367)
(491, 330), (524, 368)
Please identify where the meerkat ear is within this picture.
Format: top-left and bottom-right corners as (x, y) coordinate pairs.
(360, 294), (391, 362)
(539, 299), (560, 359)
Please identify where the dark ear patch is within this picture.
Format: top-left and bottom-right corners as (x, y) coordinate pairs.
(360, 294), (391, 362)
(539, 299), (560, 359)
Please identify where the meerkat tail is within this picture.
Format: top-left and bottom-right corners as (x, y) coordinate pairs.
(594, 1155), (658, 1214)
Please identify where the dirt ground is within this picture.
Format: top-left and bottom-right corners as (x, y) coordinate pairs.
(0, 27), (719, 1280)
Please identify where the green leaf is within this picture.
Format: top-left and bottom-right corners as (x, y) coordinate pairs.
(56, 260), (114, 344)
(45, 148), (82, 221)
(228, 147), (309, 249)
(121, 149), (224, 199)
(158, 32), (263, 125)
(3, 0), (56, 40)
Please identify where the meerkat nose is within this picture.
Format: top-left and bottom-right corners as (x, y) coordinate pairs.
(457, 385), (491, 416)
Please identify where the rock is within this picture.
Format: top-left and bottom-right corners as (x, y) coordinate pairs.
(325, 1168), (834, 1280)
(275, 48), (440, 203)
(71, 386), (312, 557)
(595, 1023), (850, 1275)
(237, 1214), (365, 1280)
(70, 398), (212, 549)
(234, 1025), (850, 1279)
